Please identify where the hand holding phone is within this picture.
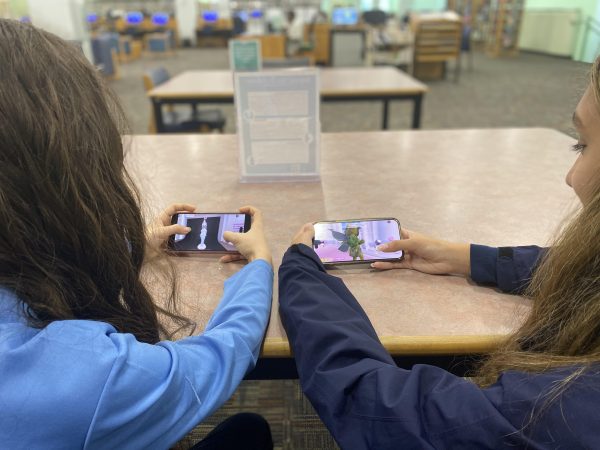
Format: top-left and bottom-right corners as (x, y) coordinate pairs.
(167, 206), (272, 265)
(312, 218), (403, 266)
(291, 223), (315, 248)
(146, 203), (196, 253)
(168, 212), (251, 253)
(220, 206), (272, 265)
(372, 229), (470, 275)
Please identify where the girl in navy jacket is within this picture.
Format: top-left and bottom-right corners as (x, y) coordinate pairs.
(278, 59), (600, 449)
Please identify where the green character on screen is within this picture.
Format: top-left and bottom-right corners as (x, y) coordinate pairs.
(330, 227), (364, 261)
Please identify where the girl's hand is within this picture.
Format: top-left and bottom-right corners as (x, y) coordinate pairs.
(291, 223), (315, 247)
(219, 206), (272, 266)
(146, 203), (196, 253)
(371, 229), (470, 276)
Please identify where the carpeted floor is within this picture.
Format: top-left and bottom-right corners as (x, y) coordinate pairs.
(109, 48), (590, 450)
(176, 380), (339, 450)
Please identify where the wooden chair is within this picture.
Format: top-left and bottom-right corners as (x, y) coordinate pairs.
(143, 67), (225, 134)
(411, 13), (463, 82)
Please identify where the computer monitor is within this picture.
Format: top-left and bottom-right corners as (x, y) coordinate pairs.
(332, 7), (358, 26)
(86, 13), (98, 24)
(151, 12), (169, 27)
(250, 10), (263, 19)
(202, 10), (219, 22)
(125, 11), (144, 26)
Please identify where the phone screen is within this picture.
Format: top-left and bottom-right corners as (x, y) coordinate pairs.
(313, 218), (403, 263)
(170, 213), (250, 252)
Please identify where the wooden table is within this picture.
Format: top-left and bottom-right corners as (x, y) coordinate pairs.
(128, 128), (576, 378)
(147, 67), (428, 132)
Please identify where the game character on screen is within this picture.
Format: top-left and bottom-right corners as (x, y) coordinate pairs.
(330, 227), (364, 261)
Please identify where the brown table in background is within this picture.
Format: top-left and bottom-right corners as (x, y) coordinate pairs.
(128, 128), (576, 378)
(147, 67), (428, 132)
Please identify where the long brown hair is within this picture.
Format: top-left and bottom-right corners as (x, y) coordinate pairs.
(475, 58), (600, 403)
(0, 19), (189, 343)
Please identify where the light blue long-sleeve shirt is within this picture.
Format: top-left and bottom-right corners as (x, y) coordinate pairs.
(0, 259), (273, 449)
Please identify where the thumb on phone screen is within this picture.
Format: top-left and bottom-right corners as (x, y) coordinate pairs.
(221, 206), (272, 264)
(222, 231), (240, 245)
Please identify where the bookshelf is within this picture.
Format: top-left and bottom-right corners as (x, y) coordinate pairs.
(448, 0), (524, 57)
(485, 0), (525, 57)
(447, 0), (488, 50)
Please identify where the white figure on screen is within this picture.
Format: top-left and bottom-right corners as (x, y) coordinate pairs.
(197, 219), (208, 250)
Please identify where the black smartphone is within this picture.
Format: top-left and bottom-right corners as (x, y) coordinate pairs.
(312, 217), (403, 265)
(167, 213), (251, 254)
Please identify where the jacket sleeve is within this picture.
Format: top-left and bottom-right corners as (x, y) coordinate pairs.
(85, 259), (273, 449)
(470, 244), (547, 294)
(278, 245), (532, 450)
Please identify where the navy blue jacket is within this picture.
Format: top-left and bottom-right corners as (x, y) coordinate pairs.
(470, 244), (546, 294)
(279, 244), (598, 449)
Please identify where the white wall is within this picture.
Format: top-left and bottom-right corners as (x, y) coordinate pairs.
(215, 0), (230, 19)
(519, 9), (580, 57)
(584, 0), (600, 62)
(175, 0), (197, 46)
(27, 0), (92, 61)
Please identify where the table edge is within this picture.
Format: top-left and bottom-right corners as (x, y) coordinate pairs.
(262, 335), (507, 358)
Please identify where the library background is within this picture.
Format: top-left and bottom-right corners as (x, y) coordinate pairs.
(2, 0), (597, 136)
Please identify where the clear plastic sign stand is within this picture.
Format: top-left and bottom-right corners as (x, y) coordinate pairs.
(234, 70), (321, 183)
(229, 39), (262, 72)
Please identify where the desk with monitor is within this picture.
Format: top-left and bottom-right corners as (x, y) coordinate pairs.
(127, 128), (576, 379)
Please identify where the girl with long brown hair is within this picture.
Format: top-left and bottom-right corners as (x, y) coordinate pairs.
(0, 19), (273, 449)
(278, 60), (600, 447)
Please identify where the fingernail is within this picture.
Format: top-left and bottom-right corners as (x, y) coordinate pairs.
(377, 244), (387, 251)
(185, 227), (191, 232)
(370, 263), (375, 268)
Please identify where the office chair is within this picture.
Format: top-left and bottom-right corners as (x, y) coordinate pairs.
(233, 16), (247, 35)
(143, 67), (226, 133)
(91, 34), (120, 79)
(363, 10), (388, 27)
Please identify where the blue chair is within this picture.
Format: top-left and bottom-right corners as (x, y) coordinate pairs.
(233, 16), (246, 35)
(362, 10), (387, 27)
(143, 67), (225, 133)
(91, 34), (119, 78)
(146, 32), (173, 55)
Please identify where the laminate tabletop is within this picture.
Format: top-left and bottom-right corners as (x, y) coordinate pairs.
(126, 128), (576, 356)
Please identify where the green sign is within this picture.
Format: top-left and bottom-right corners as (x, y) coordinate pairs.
(229, 39), (262, 71)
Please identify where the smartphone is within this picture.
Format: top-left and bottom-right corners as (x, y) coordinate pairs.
(312, 218), (403, 265)
(167, 213), (251, 254)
